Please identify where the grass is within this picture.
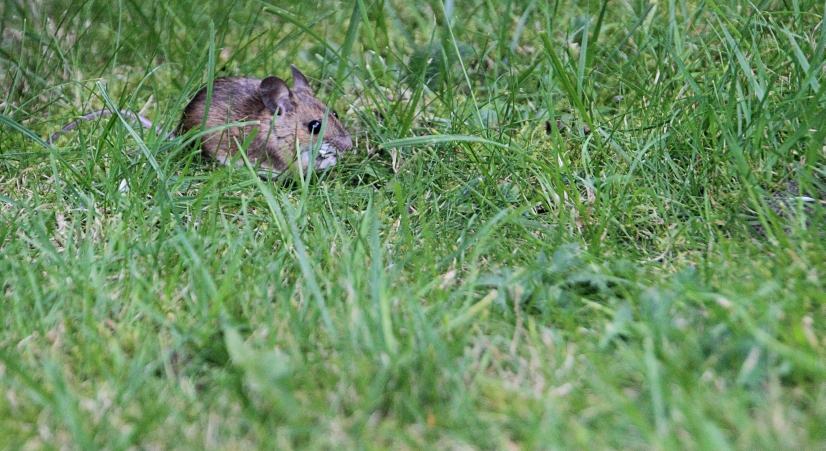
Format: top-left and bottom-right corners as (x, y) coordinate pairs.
(1, 0), (825, 449)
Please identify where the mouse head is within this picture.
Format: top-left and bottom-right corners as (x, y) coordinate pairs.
(259, 66), (353, 170)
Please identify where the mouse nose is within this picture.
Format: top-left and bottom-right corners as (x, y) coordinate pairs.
(337, 134), (354, 152)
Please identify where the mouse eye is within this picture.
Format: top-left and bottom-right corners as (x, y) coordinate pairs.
(332, 110), (339, 119)
(307, 120), (321, 135)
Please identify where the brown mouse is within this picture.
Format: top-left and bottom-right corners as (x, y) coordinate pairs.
(47, 66), (353, 175)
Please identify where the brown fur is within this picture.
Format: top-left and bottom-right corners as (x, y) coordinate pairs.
(46, 67), (353, 175)
(179, 67), (352, 173)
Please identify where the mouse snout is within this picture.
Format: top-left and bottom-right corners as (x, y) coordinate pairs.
(340, 134), (354, 152)
(327, 133), (353, 154)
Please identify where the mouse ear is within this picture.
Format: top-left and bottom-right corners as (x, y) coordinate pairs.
(290, 65), (314, 95)
(260, 76), (293, 115)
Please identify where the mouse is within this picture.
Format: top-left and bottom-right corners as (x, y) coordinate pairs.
(46, 65), (353, 175)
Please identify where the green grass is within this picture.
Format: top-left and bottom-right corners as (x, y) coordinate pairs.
(1, 0), (825, 449)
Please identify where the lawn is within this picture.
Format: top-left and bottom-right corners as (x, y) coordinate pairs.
(1, 0), (825, 449)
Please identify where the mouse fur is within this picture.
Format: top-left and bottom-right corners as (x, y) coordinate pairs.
(47, 66), (353, 175)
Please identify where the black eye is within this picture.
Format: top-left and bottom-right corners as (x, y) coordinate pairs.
(332, 110), (339, 119)
(307, 120), (321, 134)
